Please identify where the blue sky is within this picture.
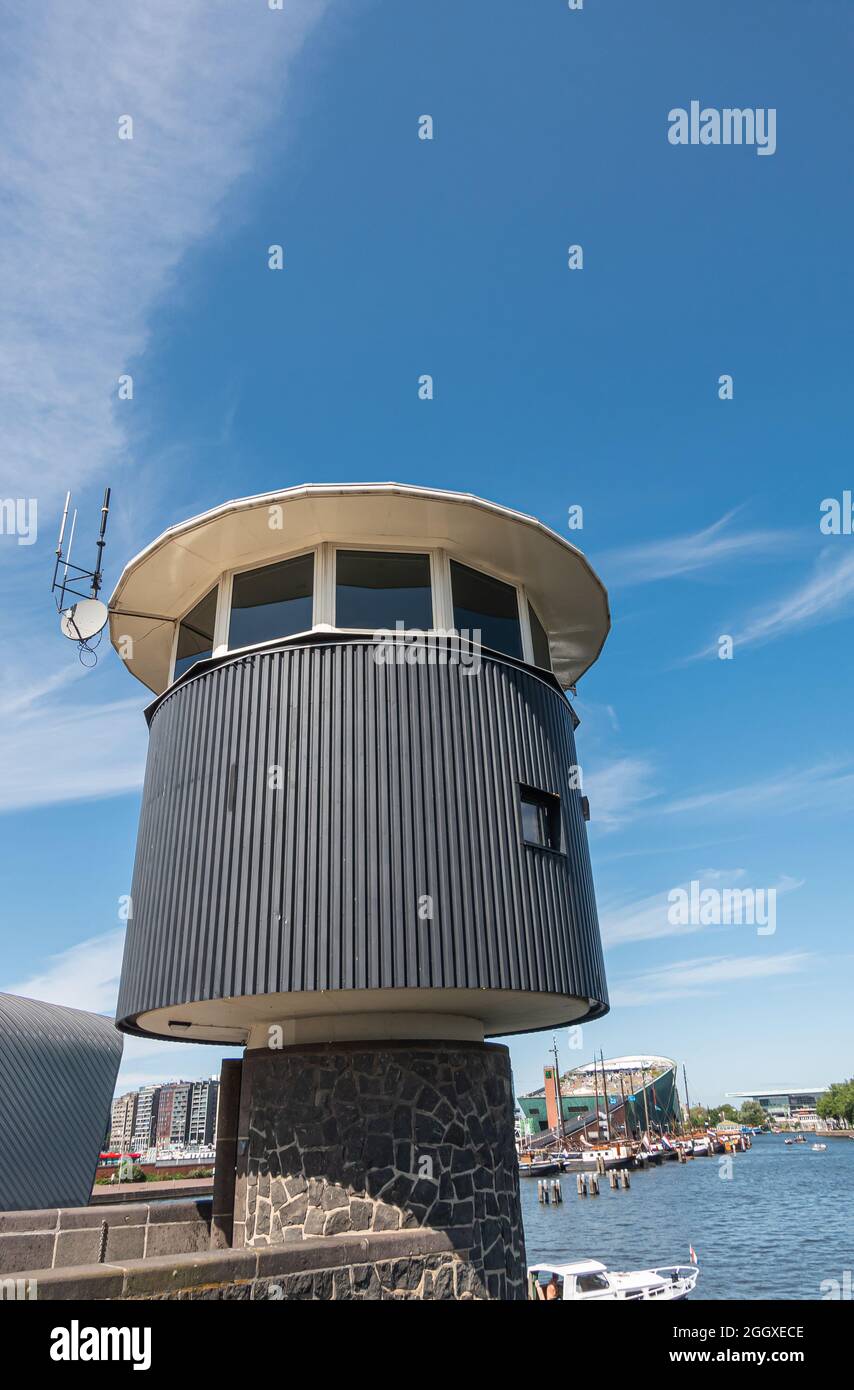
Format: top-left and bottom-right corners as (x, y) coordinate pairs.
(0, 0), (851, 1103)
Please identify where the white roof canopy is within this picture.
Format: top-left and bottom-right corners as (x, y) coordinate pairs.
(108, 482), (610, 694)
(576, 1055), (676, 1074)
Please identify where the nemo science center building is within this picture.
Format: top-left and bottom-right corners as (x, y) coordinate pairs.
(111, 483), (611, 1300)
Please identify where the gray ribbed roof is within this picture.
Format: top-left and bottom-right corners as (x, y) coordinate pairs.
(0, 994), (123, 1212)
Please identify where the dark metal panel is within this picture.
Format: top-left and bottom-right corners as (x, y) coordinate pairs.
(117, 640), (608, 1034)
(0, 994), (123, 1212)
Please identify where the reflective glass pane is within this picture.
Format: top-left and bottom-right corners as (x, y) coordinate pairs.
(520, 786), (562, 851)
(528, 602), (552, 671)
(229, 553), (314, 649)
(335, 550), (432, 630)
(174, 588), (217, 680)
(520, 799), (544, 845)
(450, 560), (522, 659)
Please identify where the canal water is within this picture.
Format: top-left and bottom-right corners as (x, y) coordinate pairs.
(519, 1134), (854, 1299)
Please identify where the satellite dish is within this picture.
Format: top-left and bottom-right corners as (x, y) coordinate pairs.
(60, 598), (109, 642)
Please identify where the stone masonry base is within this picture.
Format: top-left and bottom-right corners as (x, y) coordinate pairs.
(234, 1040), (526, 1299)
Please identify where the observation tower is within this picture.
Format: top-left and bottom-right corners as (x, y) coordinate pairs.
(111, 483), (611, 1299)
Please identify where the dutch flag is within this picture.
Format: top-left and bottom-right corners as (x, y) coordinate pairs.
(689, 1245), (698, 1266)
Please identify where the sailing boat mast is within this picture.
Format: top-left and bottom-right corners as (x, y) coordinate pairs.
(551, 1037), (567, 1149)
(683, 1062), (692, 1129)
(641, 1064), (651, 1139)
(595, 1050), (603, 1139)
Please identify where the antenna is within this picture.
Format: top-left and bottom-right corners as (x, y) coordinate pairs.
(52, 487), (112, 667)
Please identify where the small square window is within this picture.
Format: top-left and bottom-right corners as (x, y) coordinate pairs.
(519, 785), (562, 851)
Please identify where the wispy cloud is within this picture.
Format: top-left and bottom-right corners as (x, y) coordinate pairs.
(0, 1), (335, 808)
(0, 673), (146, 813)
(597, 510), (790, 587)
(691, 549), (854, 658)
(0, 0), (331, 498)
(0, 661), (82, 719)
(663, 761), (854, 819)
(0, 642), (145, 811)
(5, 928), (125, 1014)
(585, 756), (657, 830)
(610, 951), (811, 1006)
(4, 929), (238, 1092)
(573, 698), (620, 735)
(601, 870), (803, 948)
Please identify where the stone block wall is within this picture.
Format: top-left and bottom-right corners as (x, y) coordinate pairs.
(234, 1041), (526, 1300)
(0, 1199), (212, 1277)
(4, 1228), (485, 1300)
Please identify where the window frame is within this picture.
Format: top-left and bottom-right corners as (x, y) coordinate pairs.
(446, 552), (532, 664)
(526, 598), (553, 672)
(330, 542), (441, 632)
(223, 548), (318, 657)
(518, 782), (564, 855)
(167, 543), (551, 683)
(169, 584), (221, 684)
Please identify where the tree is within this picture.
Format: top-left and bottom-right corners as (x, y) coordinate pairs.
(738, 1101), (767, 1128)
(817, 1079), (854, 1126)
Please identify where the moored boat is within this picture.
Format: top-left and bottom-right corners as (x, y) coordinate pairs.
(528, 1259), (699, 1302)
(560, 1143), (633, 1172)
(518, 1156), (562, 1177)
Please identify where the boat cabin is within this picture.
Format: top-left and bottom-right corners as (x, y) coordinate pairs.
(529, 1260), (613, 1300)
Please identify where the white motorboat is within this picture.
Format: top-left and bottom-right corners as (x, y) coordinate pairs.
(811, 1142), (827, 1151)
(528, 1258), (699, 1302)
(559, 1144), (632, 1172)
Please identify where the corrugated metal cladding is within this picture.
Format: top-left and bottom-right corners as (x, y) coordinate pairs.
(117, 640), (608, 1033)
(0, 994), (123, 1211)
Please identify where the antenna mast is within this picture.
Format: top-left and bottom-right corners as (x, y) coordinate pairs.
(51, 487), (112, 665)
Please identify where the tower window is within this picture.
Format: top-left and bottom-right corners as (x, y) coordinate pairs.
(229, 552), (314, 650)
(335, 550), (433, 630)
(528, 602), (552, 672)
(450, 560), (522, 659)
(519, 785), (562, 851)
(174, 588), (217, 680)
